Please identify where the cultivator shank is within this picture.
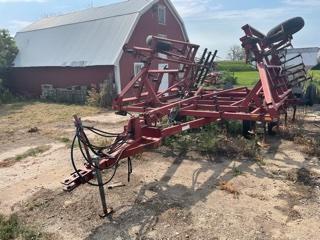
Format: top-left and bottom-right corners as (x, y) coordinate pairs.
(63, 17), (310, 216)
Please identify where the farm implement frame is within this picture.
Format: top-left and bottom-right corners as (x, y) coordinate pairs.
(63, 17), (310, 216)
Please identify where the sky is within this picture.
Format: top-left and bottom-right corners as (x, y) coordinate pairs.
(0, 0), (319, 58)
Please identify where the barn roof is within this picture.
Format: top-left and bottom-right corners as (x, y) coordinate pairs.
(13, 0), (188, 68)
(286, 47), (320, 70)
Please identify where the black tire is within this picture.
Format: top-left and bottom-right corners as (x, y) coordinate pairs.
(266, 17), (305, 44)
(267, 122), (278, 135)
(305, 84), (317, 106)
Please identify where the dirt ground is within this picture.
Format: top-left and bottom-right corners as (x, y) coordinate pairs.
(0, 102), (319, 240)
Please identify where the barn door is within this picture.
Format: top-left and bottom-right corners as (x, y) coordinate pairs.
(158, 63), (169, 92)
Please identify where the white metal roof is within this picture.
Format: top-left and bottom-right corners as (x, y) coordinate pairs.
(22, 0), (151, 32)
(14, 13), (138, 67)
(285, 47), (320, 70)
(13, 0), (188, 68)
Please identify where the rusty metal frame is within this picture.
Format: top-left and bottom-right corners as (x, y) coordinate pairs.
(63, 24), (307, 204)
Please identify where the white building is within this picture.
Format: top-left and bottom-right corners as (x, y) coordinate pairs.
(285, 47), (320, 70)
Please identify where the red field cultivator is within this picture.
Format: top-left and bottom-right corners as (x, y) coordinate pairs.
(63, 17), (310, 216)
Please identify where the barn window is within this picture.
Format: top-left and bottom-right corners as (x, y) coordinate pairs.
(157, 34), (168, 59)
(158, 5), (166, 25)
(134, 62), (144, 76)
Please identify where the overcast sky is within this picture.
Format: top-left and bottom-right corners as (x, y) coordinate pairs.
(0, 0), (319, 58)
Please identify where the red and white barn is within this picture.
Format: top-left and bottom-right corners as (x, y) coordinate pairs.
(9, 0), (188, 97)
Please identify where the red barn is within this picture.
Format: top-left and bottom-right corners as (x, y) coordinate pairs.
(9, 0), (188, 98)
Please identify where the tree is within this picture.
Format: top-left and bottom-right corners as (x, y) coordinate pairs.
(0, 29), (18, 103)
(0, 29), (18, 78)
(227, 45), (245, 61)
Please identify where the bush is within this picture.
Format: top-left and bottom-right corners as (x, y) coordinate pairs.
(312, 63), (320, 70)
(163, 122), (260, 160)
(0, 214), (41, 240)
(0, 79), (18, 104)
(86, 80), (115, 107)
(86, 87), (101, 107)
(0, 29), (19, 104)
(220, 71), (237, 85)
(217, 61), (255, 72)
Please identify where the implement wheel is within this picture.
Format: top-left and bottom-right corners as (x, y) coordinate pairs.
(267, 122), (278, 135)
(266, 17), (304, 44)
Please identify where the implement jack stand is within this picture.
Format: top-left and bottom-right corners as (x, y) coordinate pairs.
(292, 105), (297, 122)
(258, 122), (269, 148)
(93, 158), (114, 218)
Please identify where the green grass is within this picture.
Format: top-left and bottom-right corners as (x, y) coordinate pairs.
(233, 70), (320, 88)
(217, 61), (255, 72)
(15, 145), (51, 161)
(0, 214), (42, 240)
(310, 70), (320, 79)
(234, 71), (259, 87)
(0, 145), (51, 168)
(234, 70), (320, 88)
(56, 136), (71, 144)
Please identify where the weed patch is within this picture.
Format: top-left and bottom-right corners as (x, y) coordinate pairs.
(219, 181), (240, 197)
(0, 102), (101, 143)
(163, 122), (261, 161)
(232, 165), (243, 177)
(56, 136), (71, 144)
(91, 136), (114, 148)
(0, 145), (51, 168)
(300, 135), (320, 157)
(0, 214), (44, 240)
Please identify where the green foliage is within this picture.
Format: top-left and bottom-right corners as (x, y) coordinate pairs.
(163, 122), (260, 160)
(56, 136), (71, 144)
(312, 63), (320, 70)
(0, 29), (19, 104)
(217, 61), (255, 72)
(0, 79), (19, 104)
(310, 70), (320, 80)
(310, 70), (320, 90)
(0, 145), (51, 168)
(232, 165), (243, 177)
(226, 121), (242, 136)
(86, 87), (101, 107)
(220, 71), (237, 85)
(0, 29), (18, 69)
(15, 145), (51, 161)
(0, 214), (41, 240)
(307, 70), (320, 102)
(86, 81), (114, 107)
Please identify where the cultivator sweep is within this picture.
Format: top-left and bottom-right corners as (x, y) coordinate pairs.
(63, 17), (310, 216)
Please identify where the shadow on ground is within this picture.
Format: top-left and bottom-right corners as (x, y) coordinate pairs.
(86, 135), (311, 240)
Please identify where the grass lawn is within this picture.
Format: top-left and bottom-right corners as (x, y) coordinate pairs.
(233, 70), (320, 88)
(233, 71), (259, 87)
